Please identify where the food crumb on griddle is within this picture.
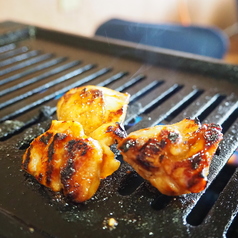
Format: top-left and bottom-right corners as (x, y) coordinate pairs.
(102, 217), (118, 230)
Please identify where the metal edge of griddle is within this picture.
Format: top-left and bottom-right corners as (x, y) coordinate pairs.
(36, 25), (238, 83)
(1, 21), (238, 84)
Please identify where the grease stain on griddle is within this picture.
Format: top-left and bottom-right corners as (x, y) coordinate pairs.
(0, 120), (24, 138)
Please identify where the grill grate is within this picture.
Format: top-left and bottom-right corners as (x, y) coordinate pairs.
(0, 22), (238, 238)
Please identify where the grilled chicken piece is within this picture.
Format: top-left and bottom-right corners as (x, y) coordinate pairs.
(89, 122), (127, 179)
(57, 85), (130, 135)
(118, 118), (223, 196)
(22, 120), (103, 202)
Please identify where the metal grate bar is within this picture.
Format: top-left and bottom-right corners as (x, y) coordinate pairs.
(191, 94), (225, 122)
(114, 74), (145, 92)
(0, 60), (81, 108)
(124, 82), (180, 127)
(128, 86), (201, 132)
(0, 50), (40, 67)
(0, 56), (66, 87)
(0, 46), (28, 60)
(0, 67), (110, 122)
(0, 43), (16, 53)
(0, 57), (69, 96)
(127, 80), (161, 102)
(169, 90), (217, 122)
(204, 94), (238, 125)
(0, 71), (143, 138)
(97, 71), (128, 87)
(130, 82), (177, 113)
(200, 168), (238, 237)
(156, 88), (203, 124)
(0, 53), (53, 77)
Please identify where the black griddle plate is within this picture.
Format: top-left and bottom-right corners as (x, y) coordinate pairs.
(0, 21), (238, 238)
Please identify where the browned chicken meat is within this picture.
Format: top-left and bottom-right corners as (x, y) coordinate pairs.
(118, 118), (223, 196)
(22, 120), (126, 202)
(57, 85), (130, 135)
(22, 85), (129, 202)
(22, 83), (222, 202)
(89, 122), (127, 179)
(22, 120), (103, 202)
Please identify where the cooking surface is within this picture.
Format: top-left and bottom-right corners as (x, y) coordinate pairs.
(0, 21), (238, 238)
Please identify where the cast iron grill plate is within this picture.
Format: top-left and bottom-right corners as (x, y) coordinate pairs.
(0, 21), (238, 238)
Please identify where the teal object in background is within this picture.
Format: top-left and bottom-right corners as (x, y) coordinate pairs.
(95, 18), (229, 59)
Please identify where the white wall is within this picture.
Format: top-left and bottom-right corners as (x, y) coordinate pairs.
(0, 0), (236, 37)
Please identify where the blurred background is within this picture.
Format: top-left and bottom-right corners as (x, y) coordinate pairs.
(0, 0), (238, 63)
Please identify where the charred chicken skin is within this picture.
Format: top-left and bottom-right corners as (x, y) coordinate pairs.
(22, 84), (223, 202)
(118, 118), (223, 196)
(22, 86), (129, 202)
(22, 120), (103, 202)
(89, 122), (127, 179)
(22, 120), (126, 202)
(57, 85), (130, 135)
